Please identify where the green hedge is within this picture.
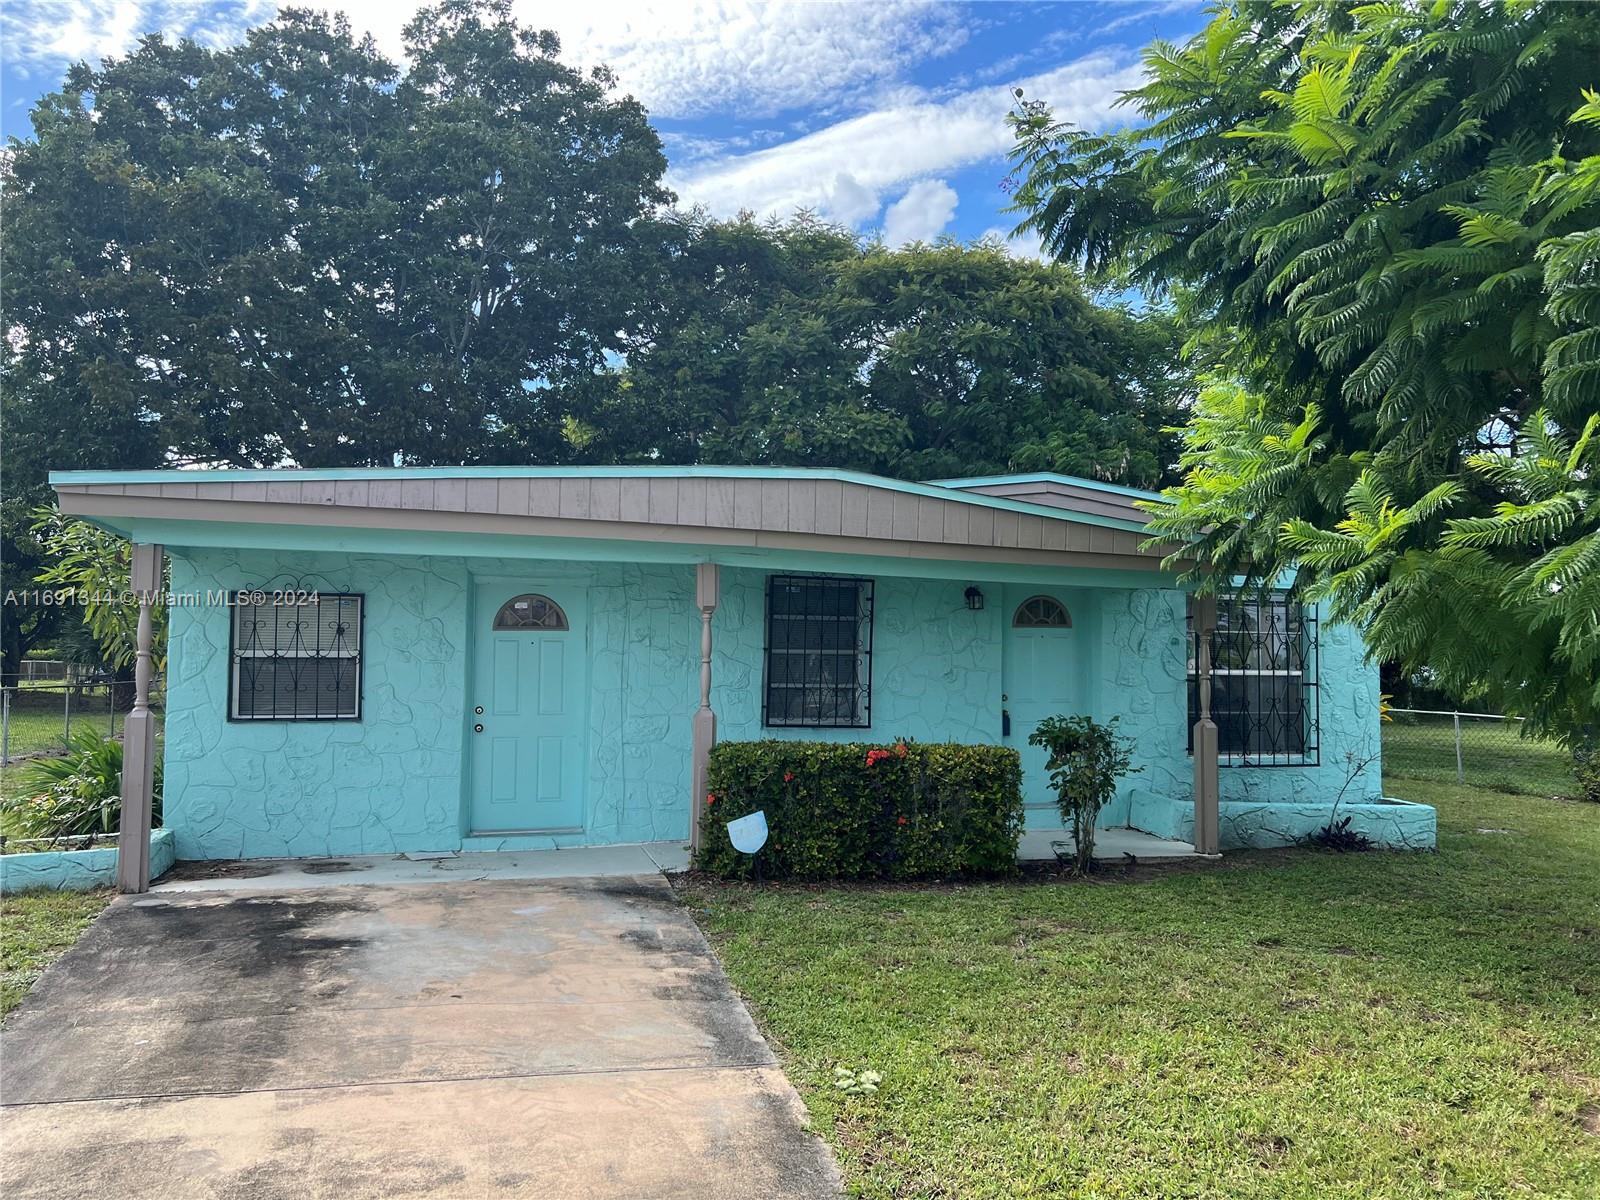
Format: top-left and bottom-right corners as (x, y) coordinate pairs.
(694, 739), (1023, 881)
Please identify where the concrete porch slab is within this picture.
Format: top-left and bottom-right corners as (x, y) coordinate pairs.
(1018, 826), (1201, 862)
(152, 840), (692, 893)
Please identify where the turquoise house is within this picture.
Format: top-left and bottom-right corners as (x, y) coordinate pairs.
(51, 465), (1414, 889)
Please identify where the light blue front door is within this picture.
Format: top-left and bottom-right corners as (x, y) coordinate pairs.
(469, 585), (586, 834)
(1001, 591), (1080, 831)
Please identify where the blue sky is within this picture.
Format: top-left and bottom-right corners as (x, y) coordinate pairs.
(1, 1), (1206, 251)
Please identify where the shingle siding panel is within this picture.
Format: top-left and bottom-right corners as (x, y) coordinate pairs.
(527, 479), (561, 517)
(558, 479), (590, 519)
(620, 479), (651, 523)
(589, 477), (621, 521)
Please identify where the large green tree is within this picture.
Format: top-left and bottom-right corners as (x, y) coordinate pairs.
(583, 212), (1188, 483)
(1, 0), (669, 487)
(1008, 0), (1600, 740)
(1, 0), (671, 676)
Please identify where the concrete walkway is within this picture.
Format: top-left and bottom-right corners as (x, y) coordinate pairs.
(1018, 826), (1202, 862)
(152, 840), (692, 893)
(0, 875), (841, 1199)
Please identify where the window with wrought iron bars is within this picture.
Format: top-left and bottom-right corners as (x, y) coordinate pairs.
(230, 592), (363, 720)
(762, 575), (874, 728)
(1187, 592), (1319, 765)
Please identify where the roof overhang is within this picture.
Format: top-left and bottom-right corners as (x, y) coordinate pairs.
(51, 466), (1192, 587)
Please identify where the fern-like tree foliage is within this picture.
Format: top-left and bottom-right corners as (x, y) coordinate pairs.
(1008, 1), (1600, 742)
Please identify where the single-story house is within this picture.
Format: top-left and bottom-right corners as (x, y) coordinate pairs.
(50, 466), (1399, 892)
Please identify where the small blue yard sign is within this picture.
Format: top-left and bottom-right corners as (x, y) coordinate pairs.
(726, 810), (769, 855)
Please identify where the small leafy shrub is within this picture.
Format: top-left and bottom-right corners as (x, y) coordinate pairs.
(1308, 815), (1375, 851)
(694, 739), (1023, 881)
(1574, 753), (1600, 804)
(2, 729), (163, 840)
(1028, 715), (1139, 875)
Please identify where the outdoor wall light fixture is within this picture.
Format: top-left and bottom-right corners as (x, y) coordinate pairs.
(964, 586), (984, 611)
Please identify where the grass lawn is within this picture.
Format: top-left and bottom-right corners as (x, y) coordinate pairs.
(1383, 716), (1576, 798)
(687, 781), (1600, 1199)
(1, 706), (78, 758)
(0, 888), (112, 1018)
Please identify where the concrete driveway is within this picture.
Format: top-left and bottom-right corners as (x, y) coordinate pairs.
(0, 875), (840, 1199)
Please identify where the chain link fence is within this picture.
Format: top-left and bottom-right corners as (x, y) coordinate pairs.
(0, 682), (166, 766)
(1383, 708), (1577, 797)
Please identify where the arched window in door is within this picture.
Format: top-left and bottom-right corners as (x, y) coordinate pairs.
(492, 594), (569, 631)
(1012, 595), (1071, 628)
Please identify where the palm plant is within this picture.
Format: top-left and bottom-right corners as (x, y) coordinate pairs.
(3, 728), (164, 841)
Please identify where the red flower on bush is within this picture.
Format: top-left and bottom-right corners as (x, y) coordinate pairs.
(783, 772), (795, 783)
(865, 748), (893, 767)
(897, 815), (908, 826)
(894, 741), (908, 758)
(706, 793), (716, 807)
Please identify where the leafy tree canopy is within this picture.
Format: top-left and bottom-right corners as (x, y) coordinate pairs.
(587, 212), (1188, 484)
(1, 0), (671, 491)
(1, 0), (1190, 671)
(1008, 0), (1600, 740)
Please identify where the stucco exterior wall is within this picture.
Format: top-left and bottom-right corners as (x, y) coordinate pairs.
(1090, 588), (1385, 837)
(0, 830), (175, 895)
(712, 570), (1003, 746)
(165, 550), (471, 859)
(160, 552), (1381, 860)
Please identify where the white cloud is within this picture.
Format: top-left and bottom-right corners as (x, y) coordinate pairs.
(670, 51), (1146, 226)
(825, 172), (880, 226)
(979, 225), (1050, 262)
(882, 179), (958, 246)
(0, 1), (275, 79)
(0, 1), (968, 120)
(1097, 0), (1200, 37)
(543, 0), (968, 119)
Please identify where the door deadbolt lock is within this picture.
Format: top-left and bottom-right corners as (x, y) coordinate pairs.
(474, 706), (484, 715)
(473, 723), (484, 733)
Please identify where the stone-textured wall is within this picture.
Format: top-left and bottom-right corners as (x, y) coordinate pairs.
(161, 550), (1381, 860)
(585, 564), (698, 843)
(1094, 587), (1384, 821)
(1122, 794), (1434, 850)
(713, 570), (1003, 745)
(1098, 588), (1192, 823)
(0, 830), (176, 895)
(165, 550), (470, 859)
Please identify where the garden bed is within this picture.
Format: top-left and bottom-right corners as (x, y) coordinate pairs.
(0, 829), (174, 895)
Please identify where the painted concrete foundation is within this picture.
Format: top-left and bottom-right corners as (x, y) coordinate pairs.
(160, 547), (1387, 860)
(1127, 792), (1436, 850)
(0, 829), (176, 895)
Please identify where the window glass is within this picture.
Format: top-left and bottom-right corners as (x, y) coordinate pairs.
(1187, 593), (1317, 763)
(231, 592), (362, 720)
(763, 575), (874, 727)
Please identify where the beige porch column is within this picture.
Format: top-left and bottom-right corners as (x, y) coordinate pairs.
(118, 543), (163, 894)
(1191, 592), (1220, 855)
(689, 562), (720, 854)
